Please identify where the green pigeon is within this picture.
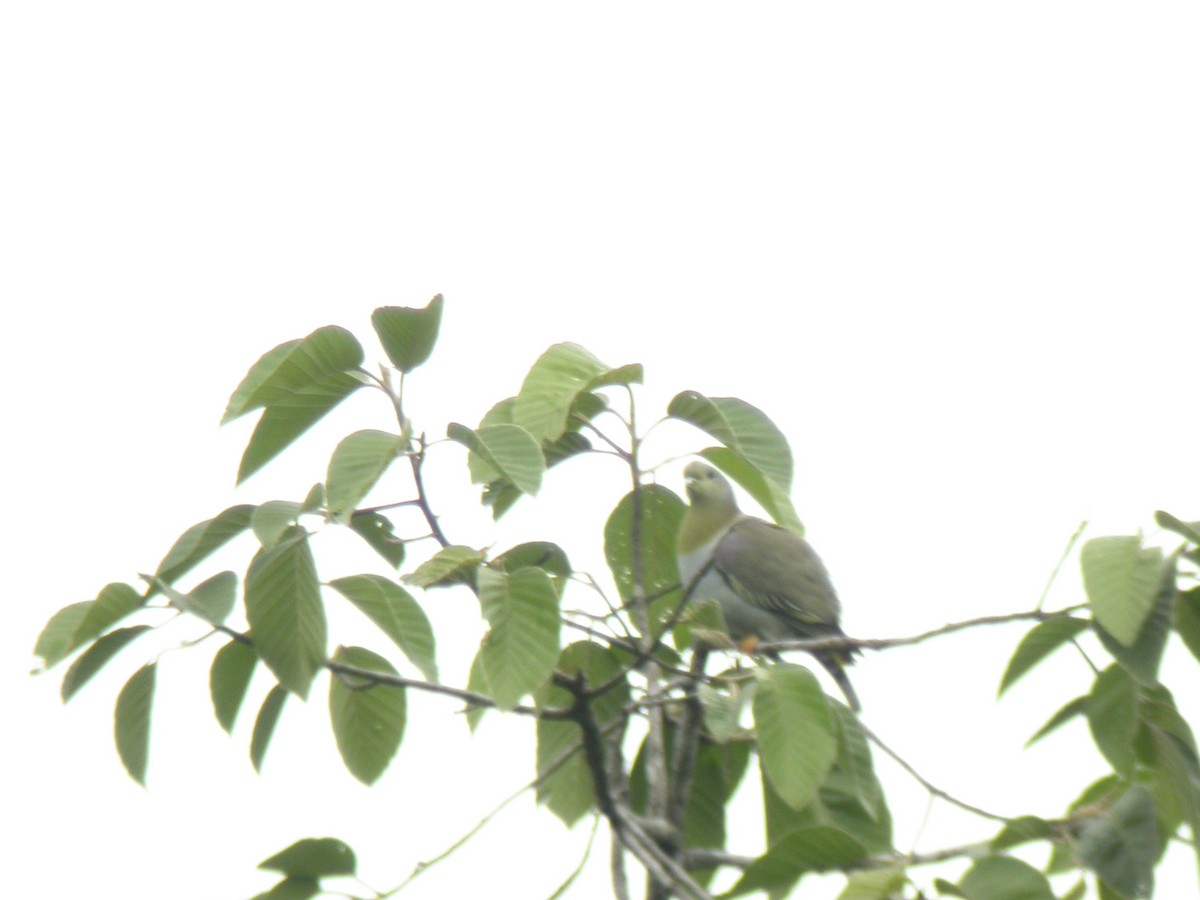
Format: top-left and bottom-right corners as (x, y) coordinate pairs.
(676, 461), (860, 711)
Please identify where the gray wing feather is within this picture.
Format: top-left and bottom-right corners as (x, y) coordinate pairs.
(714, 516), (841, 631)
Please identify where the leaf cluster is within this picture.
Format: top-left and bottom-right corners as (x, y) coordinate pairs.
(31, 297), (1200, 900)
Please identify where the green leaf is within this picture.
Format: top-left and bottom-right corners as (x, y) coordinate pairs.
(210, 639), (257, 733)
(245, 533), (326, 699)
(1081, 536), (1163, 647)
(684, 740), (754, 885)
(1176, 587), (1200, 665)
(1136, 688), (1200, 878)
(33, 603), (91, 669)
(1087, 664), (1140, 777)
(535, 642), (630, 826)
(252, 501), (306, 549)
(347, 511), (406, 568)
(250, 877), (321, 900)
(61, 625), (151, 702)
(301, 483), (325, 512)
(464, 651), (490, 733)
(699, 680), (750, 744)
(724, 826), (865, 897)
(1076, 785), (1161, 898)
(668, 391), (793, 492)
(449, 422), (544, 495)
(472, 394), (596, 517)
(932, 879), (967, 898)
(225, 326), (367, 483)
(493, 542), (573, 597)
(838, 867), (906, 900)
(753, 664), (837, 810)
(997, 616), (1089, 696)
(114, 663), (156, 785)
(329, 646), (406, 785)
(481, 430), (592, 519)
(514, 343), (633, 442)
(184, 571), (238, 624)
(326, 429), (405, 522)
(34, 583), (144, 669)
(371, 295), (444, 373)
(826, 704), (890, 837)
(152, 505), (255, 588)
(478, 566), (561, 708)
(759, 702), (891, 858)
(164, 570), (237, 626)
(700, 446), (804, 535)
(1027, 695), (1087, 746)
(603, 485), (686, 613)
(1096, 556), (1176, 685)
(958, 856), (1055, 900)
(224, 325), (363, 422)
(1155, 510), (1200, 545)
(403, 545), (485, 589)
(251, 685), (288, 773)
(260, 837), (357, 878)
(328, 575), (437, 681)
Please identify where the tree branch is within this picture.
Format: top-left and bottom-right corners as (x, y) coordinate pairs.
(667, 646), (709, 836)
(326, 660), (575, 721)
(754, 606), (1088, 656)
(857, 720), (1012, 823)
(408, 435), (452, 550)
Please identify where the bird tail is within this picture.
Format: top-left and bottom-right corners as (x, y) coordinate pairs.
(817, 653), (861, 712)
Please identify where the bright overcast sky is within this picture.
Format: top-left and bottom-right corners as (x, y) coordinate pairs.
(5, 3), (1200, 898)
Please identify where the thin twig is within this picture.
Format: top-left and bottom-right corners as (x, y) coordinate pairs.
(857, 720), (1012, 823)
(579, 419), (633, 460)
(611, 827), (631, 900)
(381, 717), (607, 897)
(354, 499), (424, 515)
(545, 816), (601, 900)
(408, 435), (452, 550)
(1037, 520), (1088, 612)
(755, 606), (1088, 656)
(617, 811), (714, 900)
(325, 660), (575, 721)
(584, 556), (715, 702)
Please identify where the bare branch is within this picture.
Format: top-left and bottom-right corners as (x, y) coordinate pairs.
(755, 606), (1088, 656)
(408, 434), (452, 550)
(857, 720), (1012, 823)
(325, 659), (574, 721)
(610, 828), (631, 900)
(1036, 519), (1088, 612)
(667, 647), (709, 835)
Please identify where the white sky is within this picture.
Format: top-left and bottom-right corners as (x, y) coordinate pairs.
(5, 3), (1200, 898)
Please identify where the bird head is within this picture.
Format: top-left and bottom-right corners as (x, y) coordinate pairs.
(682, 461), (739, 512)
(679, 462), (743, 556)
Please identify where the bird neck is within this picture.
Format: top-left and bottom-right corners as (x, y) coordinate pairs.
(677, 502), (739, 554)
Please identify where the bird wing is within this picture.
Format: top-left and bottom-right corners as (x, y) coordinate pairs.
(713, 516), (842, 630)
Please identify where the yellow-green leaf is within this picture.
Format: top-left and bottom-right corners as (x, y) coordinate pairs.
(478, 567), (561, 708)
(371, 295), (443, 373)
(328, 575), (437, 681)
(245, 534), (326, 699)
(753, 664), (836, 810)
(1081, 535), (1163, 647)
(329, 646), (406, 785)
(326, 430), (404, 523)
(114, 663), (156, 785)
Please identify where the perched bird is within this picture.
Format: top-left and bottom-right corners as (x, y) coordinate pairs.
(676, 461), (860, 711)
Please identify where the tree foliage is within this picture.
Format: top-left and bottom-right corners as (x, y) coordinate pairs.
(33, 297), (1200, 899)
